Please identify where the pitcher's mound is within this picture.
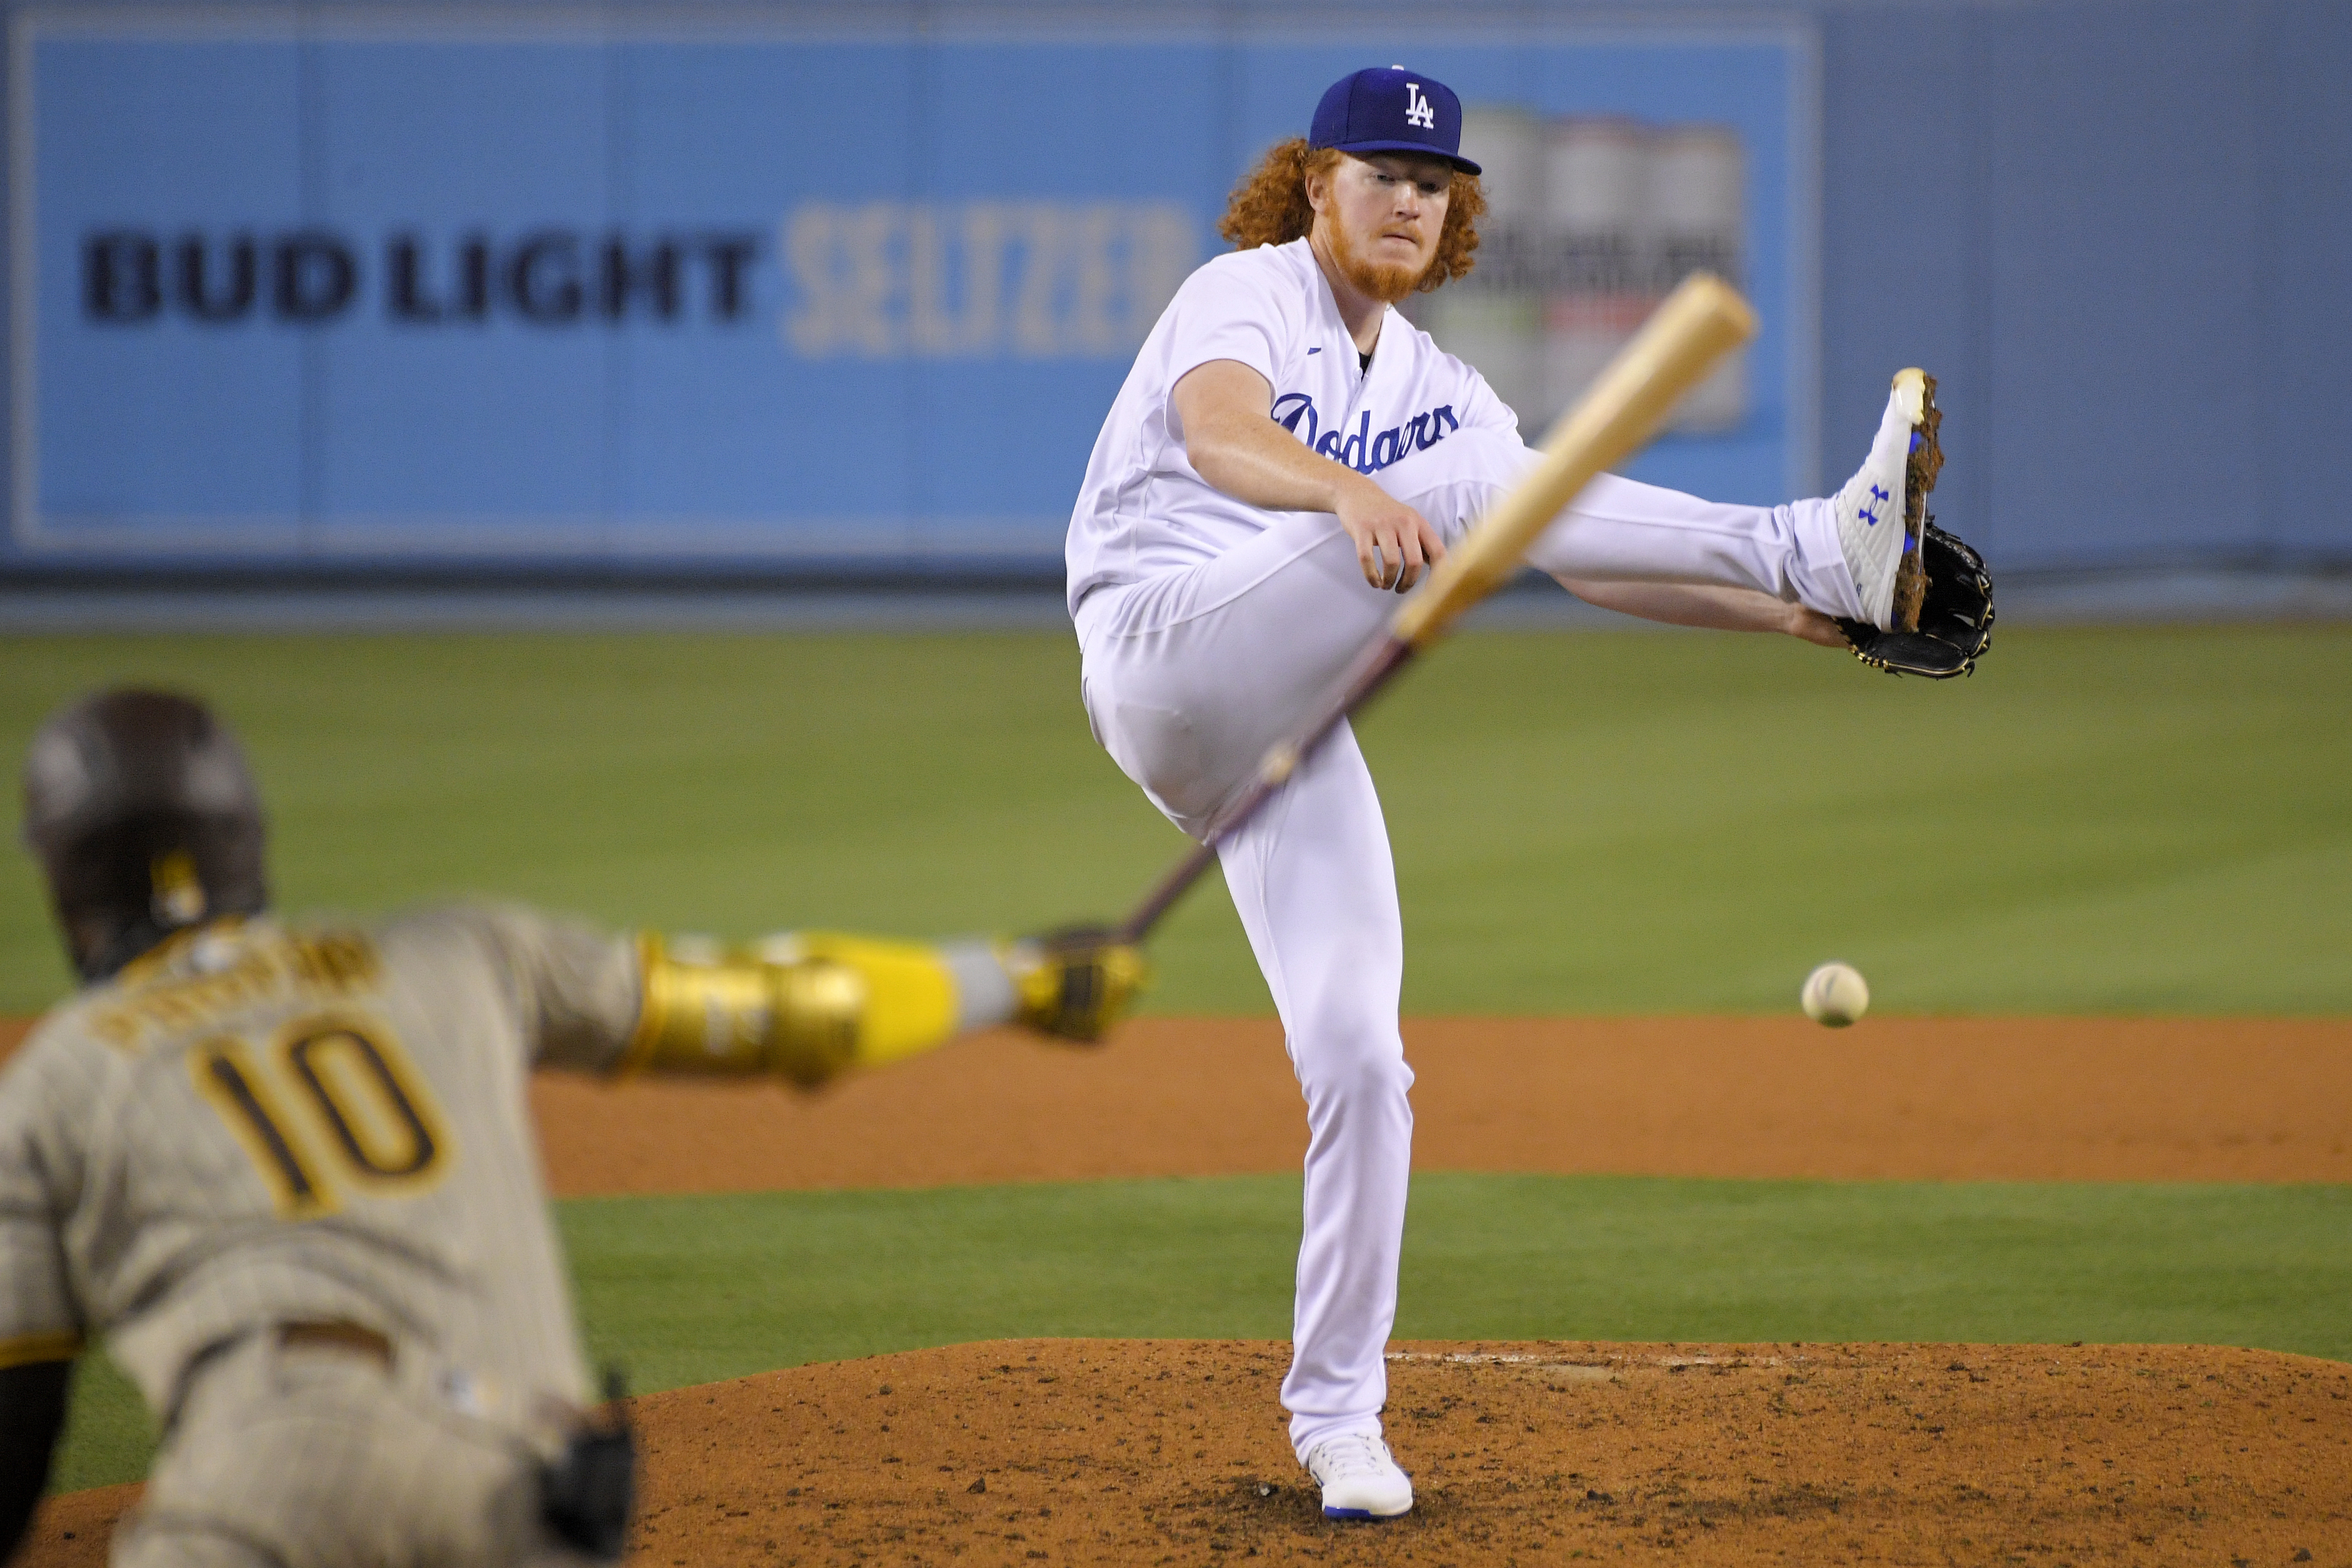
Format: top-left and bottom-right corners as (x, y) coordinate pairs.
(632, 1338), (2352, 1567)
(23, 1340), (2350, 1567)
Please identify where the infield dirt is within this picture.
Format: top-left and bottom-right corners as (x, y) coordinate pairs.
(6, 1014), (2348, 1189)
(27, 1341), (2352, 1566)
(526, 1014), (2352, 1191)
(9, 1012), (2351, 1566)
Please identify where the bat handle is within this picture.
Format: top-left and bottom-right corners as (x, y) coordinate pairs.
(1115, 749), (1290, 943)
(1115, 841), (1220, 946)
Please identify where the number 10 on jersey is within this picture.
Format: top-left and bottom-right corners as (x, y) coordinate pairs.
(192, 1018), (453, 1218)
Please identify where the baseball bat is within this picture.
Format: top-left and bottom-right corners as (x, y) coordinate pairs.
(1114, 272), (1759, 946)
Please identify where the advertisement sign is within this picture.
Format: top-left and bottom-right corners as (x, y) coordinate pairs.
(8, 12), (1816, 569)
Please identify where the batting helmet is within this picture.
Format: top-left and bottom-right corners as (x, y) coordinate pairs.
(21, 689), (268, 981)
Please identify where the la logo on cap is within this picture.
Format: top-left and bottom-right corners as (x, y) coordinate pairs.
(1404, 82), (1436, 128)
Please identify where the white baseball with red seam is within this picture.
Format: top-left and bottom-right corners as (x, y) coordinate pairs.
(1801, 961), (1869, 1027)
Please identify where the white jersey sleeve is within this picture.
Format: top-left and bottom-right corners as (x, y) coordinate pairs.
(1067, 242), (1327, 612)
(0, 1042), (85, 1370)
(431, 903), (641, 1074)
(1451, 354), (1528, 441)
(1158, 248), (1308, 397)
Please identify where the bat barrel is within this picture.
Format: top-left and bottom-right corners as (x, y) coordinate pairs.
(1391, 271), (1757, 649)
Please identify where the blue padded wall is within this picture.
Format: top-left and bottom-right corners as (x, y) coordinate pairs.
(2, 0), (2346, 575)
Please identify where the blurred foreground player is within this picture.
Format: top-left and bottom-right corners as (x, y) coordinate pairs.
(0, 689), (1142, 1568)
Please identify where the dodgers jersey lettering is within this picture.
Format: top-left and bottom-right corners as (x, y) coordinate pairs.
(1065, 237), (1517, 614)
(0, 907), (636, 1416)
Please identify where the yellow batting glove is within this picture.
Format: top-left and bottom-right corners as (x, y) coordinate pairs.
(1001, 926), (1150, 1044)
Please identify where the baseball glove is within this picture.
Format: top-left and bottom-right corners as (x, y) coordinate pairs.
(1837, 520), (1994, 679)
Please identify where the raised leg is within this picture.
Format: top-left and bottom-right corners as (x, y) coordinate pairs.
(1384, 425), (1867, 621)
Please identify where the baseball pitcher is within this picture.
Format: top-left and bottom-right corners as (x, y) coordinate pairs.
(1067, 66), (1986, 1519)
(0, 689), (1143, 1568)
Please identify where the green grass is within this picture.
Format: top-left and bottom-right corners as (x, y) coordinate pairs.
(2, 624), (2348, 1015)
(51, 1171), (2352, 1491)
(13, 627), (2351, 1492)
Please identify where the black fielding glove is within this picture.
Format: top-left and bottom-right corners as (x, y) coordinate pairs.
(1838, 521), (1995, 679)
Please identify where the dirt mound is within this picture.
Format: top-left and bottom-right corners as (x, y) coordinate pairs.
(27, 1338), (2352, 1565)
(19, 1344), (2352, 1567)
(623, 1338), (2352, 1567)
(14, 1484), (134, 1568)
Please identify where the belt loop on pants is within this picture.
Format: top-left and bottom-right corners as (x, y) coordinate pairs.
(277, 1319), (396, 1369)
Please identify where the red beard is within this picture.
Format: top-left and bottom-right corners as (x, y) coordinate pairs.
(1325, 217), (1430, 305)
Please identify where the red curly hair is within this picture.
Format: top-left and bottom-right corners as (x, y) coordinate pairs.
(1216, 137), (1485, 293)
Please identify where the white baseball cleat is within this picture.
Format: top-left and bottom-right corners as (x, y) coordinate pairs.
(1303, 1432), (1414, 1521)
(1833, 368), (1944, 632)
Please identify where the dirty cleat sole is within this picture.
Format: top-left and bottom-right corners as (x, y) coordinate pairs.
(1890, 369), (1944, 633)
(1833, 367), (1942, 631)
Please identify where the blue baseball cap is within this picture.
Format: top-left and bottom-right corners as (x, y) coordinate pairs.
(1309, 66), (1481, 176)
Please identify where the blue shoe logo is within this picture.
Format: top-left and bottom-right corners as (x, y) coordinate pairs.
(1860, 483), (1891, 527)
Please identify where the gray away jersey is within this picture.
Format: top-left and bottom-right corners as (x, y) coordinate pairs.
(0, 906), (640, 1419)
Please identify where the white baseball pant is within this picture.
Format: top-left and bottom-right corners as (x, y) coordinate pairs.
(1073, 427), (1861, 1458)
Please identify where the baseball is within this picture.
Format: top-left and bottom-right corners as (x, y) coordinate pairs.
(1801, 961), (1869, 1026)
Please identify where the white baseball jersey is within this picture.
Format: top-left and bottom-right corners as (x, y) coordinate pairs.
(0, 907), (636, 1419)
(1066, 236), (1515, 615)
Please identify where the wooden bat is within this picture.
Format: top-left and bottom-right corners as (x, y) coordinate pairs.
(1114, 271), (1759, 946)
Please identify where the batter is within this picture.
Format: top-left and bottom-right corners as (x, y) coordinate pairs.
(0, 689), (1143, 1567)
(1067, 66), (1933, 1519)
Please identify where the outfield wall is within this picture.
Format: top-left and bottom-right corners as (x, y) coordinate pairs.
(0, 0), (2345, 579)
(1820, 0), (2352, 575)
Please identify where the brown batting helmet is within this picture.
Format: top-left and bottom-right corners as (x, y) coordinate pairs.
(20, 689), (268, 981)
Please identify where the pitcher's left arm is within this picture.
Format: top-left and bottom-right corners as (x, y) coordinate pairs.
(1555, 578), (1848, 646)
